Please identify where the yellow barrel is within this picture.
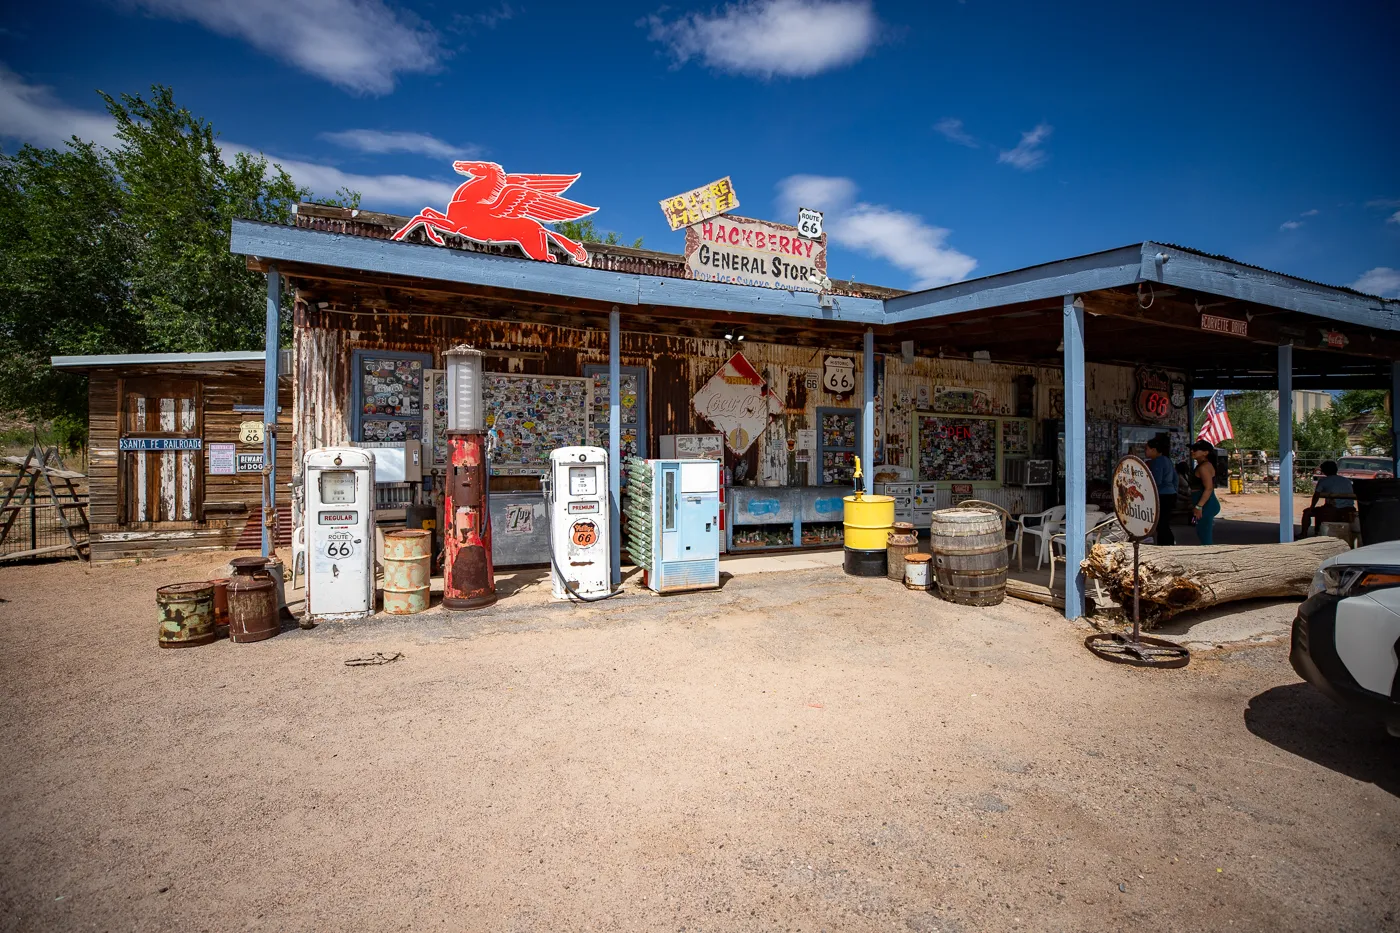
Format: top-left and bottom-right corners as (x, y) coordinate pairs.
(383, 529), (431, 614)
(842, 494), (895, 551)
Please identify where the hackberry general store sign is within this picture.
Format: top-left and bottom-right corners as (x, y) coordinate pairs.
(685, 215), (827, 293)
(691, 352), (784, 455)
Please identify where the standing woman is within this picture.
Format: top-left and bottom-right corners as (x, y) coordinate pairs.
(1189, 440), (1221, 545)
(1144, 435), (1177, 545)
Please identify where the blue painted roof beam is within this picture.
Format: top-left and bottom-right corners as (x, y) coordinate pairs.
(231, 220), (885, 326)
(886, 242), (1399, 333)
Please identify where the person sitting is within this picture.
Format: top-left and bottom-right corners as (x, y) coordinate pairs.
(1301, 461), (1356, 537)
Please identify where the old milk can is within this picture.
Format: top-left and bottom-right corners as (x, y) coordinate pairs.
(886, 522), (919, 582)
(227, 566), (280, 643)
(156, 582), (218, 648)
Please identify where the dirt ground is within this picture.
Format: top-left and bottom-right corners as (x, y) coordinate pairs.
(1, 553), (1396, 933)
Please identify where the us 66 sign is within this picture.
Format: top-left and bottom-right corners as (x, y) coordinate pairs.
(797, 208), (823, 240)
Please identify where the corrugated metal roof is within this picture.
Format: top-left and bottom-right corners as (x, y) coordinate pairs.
(1153, 242), (1389, 302)
(50, 351), (289, 371)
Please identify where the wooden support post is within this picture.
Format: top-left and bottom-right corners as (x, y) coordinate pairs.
(1278, 344), (1294, 543)
(263, 265), (280, 558)
(609, 306), (621, 588)
(1063, 296), (1086, 620)
(863, 328), (876, 493)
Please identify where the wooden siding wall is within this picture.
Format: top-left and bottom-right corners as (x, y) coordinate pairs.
(87, 364), (293, 560)
(295, 305), (1183, 500)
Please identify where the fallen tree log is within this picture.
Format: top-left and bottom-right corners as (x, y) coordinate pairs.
(1081, 537), (1350, 625)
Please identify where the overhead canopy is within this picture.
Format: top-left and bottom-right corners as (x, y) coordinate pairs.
(231, 217), (1400, 386)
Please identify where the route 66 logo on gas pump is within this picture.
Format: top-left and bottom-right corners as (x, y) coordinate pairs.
(822, 354), (856, 395)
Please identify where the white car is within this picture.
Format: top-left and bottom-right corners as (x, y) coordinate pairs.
(1291, 540), (1400, 737)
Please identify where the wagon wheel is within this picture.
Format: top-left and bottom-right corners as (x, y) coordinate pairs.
(1085, 632), (1190, 668)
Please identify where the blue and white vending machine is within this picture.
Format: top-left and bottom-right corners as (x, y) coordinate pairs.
(632, 458), (721, 594)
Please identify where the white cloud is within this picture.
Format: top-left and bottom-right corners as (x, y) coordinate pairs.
(222, 143), (456, 207)
(0, 67), (454, 209)
(1351, 267), (1400, 299)
(933, 117), (979, 148)
(123, 0), (441, 95)
(647, 0), (879, 78)
(1389, 210), (1400, 225)
(1280, 220), (1303, 231)
(998, 123), (1052, 171)
(0, 65), (120, 149)
(1300, 208), (1319, 217)
(776, 174), (977, 289)
(319, 129), (478, 159)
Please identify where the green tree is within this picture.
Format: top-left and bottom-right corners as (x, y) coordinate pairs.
(101, 86), (307, 351)
(1332, 389), (1391, 453)
(0, 141), (137, 444)
(1294, 406), (1347, 457)
(554, 219), (644, 249)
(1208, 390), (1278, 452)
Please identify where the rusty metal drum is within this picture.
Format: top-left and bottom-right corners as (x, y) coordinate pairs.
(904, 553), (932, 590)
(210, 577), (231, 638)
(157, 582), (218, 648)
(383, 529), (431, 614)
(886, 522), (919, 582)
(930, 508), (1009, 607)
(227, 574), (279, 643)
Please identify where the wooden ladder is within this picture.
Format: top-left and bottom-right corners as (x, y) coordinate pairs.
(0, 444), (91, 562)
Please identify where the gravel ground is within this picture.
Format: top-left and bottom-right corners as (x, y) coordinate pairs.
(1, 553), (1396, 933)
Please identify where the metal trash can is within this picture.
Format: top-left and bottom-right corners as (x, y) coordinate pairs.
(1353, 478), (1400, 546)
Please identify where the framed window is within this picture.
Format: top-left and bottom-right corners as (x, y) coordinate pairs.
(584, 365), (648, 461)
(352, 350), (433, 442)
(816, 407), (861, 486)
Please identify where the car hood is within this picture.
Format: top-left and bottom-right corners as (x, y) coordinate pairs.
(1320, 539), (1400, 570)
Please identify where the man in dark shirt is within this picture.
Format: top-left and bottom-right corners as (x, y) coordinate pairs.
(1144, 435), (1178, 545)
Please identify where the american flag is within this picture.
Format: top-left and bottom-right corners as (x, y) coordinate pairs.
(1197, 391), (1235, 445)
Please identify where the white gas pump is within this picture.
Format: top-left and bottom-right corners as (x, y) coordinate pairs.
(304, 447), (376, 621)
(543, 446), (612, 600)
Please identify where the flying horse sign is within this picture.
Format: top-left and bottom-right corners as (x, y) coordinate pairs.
(393, 161), (598, 264)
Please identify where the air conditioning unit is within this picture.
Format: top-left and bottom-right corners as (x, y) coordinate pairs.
(1005, 458), (1053, 486)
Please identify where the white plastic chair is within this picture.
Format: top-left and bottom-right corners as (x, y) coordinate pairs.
(1048, 518), (1123, 593)
(1014, 505), (1065, 571)
(290, 524), (307, 590)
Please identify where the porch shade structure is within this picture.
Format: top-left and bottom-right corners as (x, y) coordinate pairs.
(262, 265), (280, 558)
(234, 222), (1400, 619)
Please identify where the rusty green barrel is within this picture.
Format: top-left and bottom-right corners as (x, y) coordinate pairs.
(157, 582), (218, 648)
(383, 529), (432, 614)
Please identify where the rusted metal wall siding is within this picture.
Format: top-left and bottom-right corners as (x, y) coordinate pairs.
(292, 303), (1186, 496)
(1085, 363), (1190, 434)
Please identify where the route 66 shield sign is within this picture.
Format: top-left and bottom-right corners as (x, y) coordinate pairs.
(797, 207), (824, 240)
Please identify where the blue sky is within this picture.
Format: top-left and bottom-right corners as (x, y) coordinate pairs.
(2, 0), (1398, 297)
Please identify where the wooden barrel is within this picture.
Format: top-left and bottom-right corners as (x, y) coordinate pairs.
(886, 523), (919, 582)
(929, 508), (1009, 607)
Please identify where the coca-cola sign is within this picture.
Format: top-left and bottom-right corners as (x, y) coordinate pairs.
(691, 353), (783, 455)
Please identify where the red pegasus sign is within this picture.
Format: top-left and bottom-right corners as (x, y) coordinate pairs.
(392, 161), (598, 264)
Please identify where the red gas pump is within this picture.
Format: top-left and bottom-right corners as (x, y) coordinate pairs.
(441, 346), (496, 610)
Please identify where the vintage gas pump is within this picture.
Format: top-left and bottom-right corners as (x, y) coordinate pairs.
(303, 447), (376, 621)
(442, 346), (496, 610)
(543, 446), (612, 600)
